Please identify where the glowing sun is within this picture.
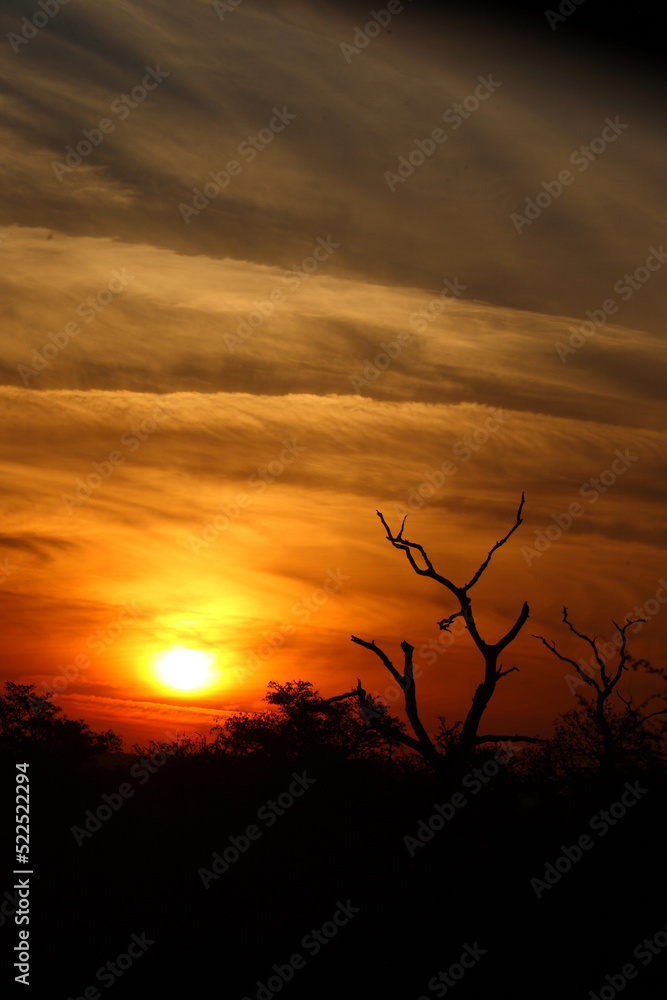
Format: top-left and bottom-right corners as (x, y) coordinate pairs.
(154, 647), (215, 691)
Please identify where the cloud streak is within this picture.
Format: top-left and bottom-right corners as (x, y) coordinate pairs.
(0, 0), (664, 743)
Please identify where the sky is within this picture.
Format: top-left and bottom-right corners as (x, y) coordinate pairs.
(0, 0), (665, 747)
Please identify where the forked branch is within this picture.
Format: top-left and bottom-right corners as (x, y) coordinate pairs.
(535, 610), (653, 776)
(351, 635), (441, 766)
(376, 492), (526, 599)
(463, 492), (525, 591)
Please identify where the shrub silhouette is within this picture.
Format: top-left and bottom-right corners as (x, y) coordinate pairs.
(209, 678), (406, 766)
(0, 681), (121, 763)
(536, 610), (667, 779)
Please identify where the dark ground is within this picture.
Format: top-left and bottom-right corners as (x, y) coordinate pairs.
(2, 748), (666, 1000)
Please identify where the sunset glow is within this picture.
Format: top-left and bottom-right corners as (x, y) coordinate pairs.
(0, 0), (663, 753)
(152, 648), (216, 692)
(2, 3), (665, 997)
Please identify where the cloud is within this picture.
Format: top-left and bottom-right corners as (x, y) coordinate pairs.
(0, 1), (664, 328)
(1, 387), (664, 665)
(51, 691), (232, 744)
(1, 229), (665, 440)
(0, 533), (77, 562)
(0, 0), (664, 744)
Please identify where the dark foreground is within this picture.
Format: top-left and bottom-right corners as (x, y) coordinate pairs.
(2, 747), (666, 1000)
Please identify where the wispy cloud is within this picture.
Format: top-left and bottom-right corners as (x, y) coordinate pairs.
(0, 0), (664, 743)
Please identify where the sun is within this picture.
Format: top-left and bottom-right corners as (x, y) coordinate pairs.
(153, 647), (215, 691)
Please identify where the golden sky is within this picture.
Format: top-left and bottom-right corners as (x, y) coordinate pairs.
(1, 0), (665, 745)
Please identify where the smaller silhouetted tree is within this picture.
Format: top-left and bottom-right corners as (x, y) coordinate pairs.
(535, 609), (667, 779)
(210, 679), (405, 766)
(0, 682), (122, 760)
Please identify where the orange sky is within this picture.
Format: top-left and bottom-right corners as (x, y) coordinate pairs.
(1, 0), (665, 747)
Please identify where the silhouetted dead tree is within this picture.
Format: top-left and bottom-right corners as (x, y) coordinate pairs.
(342, 495), (543, 775)
(534, 608), (667, 776)
(350, 639), (444, 771)
(323, 677), (439, 766)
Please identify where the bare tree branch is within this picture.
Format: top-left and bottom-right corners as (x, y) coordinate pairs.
(630, 707), (667, 728)
(351, 636), (442, 767)
(399, 640), (435, 753)
(608, 617), (646, 690)
(494, 602), (530, 655)
(536, 611), (656, 776)
(533, 633), (601, 693)
(351, 635), (402, 685)
(317, 689), (361, 707)
(374, 496), (533, 766)
(615, 689), (667, 733)
(496, 665), (519, 679)
(438, 611), (465, 631)
(376, 510), (459, 594)
(351, 679), (424, 755)
(560, 606), (609, 684)
(463, 492), (526, 591)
